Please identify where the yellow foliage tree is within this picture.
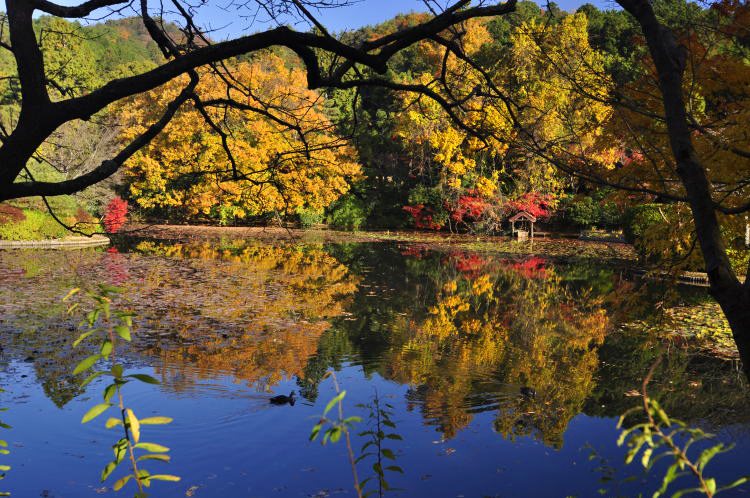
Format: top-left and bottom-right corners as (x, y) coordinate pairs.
(118, 55), (362, 220)
(393, 13), (616, 221)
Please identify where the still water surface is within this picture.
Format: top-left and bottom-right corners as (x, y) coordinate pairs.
(0, 237), (748, 497)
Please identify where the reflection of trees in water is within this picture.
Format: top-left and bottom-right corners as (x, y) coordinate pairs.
(318, 244), (750, 447)
(0, 251), (110, 407)
(319, 244), (613, 446)
(130, 241), (360, 392)
(0, 241), (360, 401)
(584, 331), (750, 428)
(2, 240), (747, 435)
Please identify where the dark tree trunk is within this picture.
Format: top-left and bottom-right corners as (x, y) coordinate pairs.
(618, 0), (750, 378)
(714, 288), (750, 378)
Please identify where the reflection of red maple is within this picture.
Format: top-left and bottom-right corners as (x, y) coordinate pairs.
(502, 256), (548, 279)
(104, 249), (128, 284)
(449, 252), (488, 274)
(401, 247), (549, 280)
(400, 244), (431, 258)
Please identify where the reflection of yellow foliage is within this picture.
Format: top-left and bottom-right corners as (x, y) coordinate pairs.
(130, 240), (359, 391)
(381, 265), (610, 444)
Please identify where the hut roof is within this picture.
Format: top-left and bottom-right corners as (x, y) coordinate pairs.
(508, 211), (537, 223)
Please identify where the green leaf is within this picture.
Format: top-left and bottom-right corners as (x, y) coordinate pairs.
(81, 370), (105, 388)
(382, 449), (396, 460)
(100, 340), (113, 359)
(146, 475), (180, 482)
(697, 444), (728, 472)
(134, 442), (169, 453)
(385, 466), (404, 473)
(114, 325), (131, 342)
(112, 474), (132, 491)
(101, 461), (118, 482)
(330, 427), (342, 443)
(103, 383), (117, 403)
(324, 391), (346, 416)
(655, 408), (671, 427)
(137, 454), (171, 463)
(718, 476), (750, 492)
(641, 448), (652, 468)
(105, 418), (123, 429)
(114, 311), (135, 327)
(310, 423), (322, 441)
(386, 434), (403, 440)
(73, 330), (95, 348)
(73, 354), (101, 375)
(113, 438), (128, 464)
(705, 478), (716, 495)
(671, 487), (702, 498)
(139, 417), (173, 425)
(127, 409), (140, 443)
(126, 374), (160, 385)
(62, 287), (81, 301)
(111, 364), (123, 379)
(355, 452), (375, 464)
(98, 284), (124, 294)
(82, 403), (112, 423)
(137, 469), (151, 487)
(86, 310), (100, 327)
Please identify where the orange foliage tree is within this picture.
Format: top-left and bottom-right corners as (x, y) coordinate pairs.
(118, 55), (362, 221)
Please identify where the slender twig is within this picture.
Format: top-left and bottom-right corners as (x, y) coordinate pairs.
(105, 315), (144, 494)
(330, 371), (362, 498)
(641, 358), (713, 497)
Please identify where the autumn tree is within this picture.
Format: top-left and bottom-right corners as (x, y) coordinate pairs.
(0, 0), (519, 203)
(393, 11), (612, 231)
(477, 0), (750, 375)
(120, 55), (361, 220)
(608, 0), (750, 376)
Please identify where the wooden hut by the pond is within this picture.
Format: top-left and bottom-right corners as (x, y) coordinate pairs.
(508, 211), (537, 240)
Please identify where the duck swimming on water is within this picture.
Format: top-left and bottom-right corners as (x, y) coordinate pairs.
(269, 391), (296, 406)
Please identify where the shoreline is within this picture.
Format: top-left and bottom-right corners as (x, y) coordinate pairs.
(0, 235), (110, 248)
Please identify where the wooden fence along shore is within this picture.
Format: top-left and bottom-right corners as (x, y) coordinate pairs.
(629, 268), (746, 287)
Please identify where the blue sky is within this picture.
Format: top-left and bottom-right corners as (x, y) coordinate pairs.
(4, 0), (617, 38)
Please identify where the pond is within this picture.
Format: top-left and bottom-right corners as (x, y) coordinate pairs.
(0, 235), (748, 497)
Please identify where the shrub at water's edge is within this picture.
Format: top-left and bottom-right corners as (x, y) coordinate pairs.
(0, 209), (68, 241)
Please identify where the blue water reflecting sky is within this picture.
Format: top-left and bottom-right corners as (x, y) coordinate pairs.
(3, 359), (748, 497)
